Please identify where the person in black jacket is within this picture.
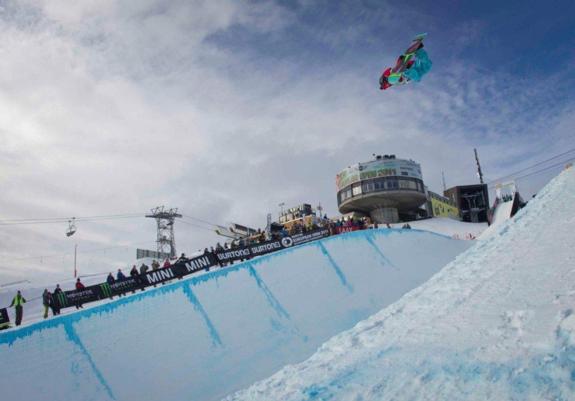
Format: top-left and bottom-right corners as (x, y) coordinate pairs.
(106, 273), (115, 285)
(130, 265), (143, 291)
(52, 284), (62, 315)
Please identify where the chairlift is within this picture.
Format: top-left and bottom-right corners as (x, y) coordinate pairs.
(66, 218), (77, 237)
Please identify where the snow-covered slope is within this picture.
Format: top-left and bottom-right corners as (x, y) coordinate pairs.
(226, 167), (575, 401)
(0, 228), (470, 401)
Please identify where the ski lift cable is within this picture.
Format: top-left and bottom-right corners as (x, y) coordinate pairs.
(486, 148), (575, 185)
(512, 158), (575, 182)
(487, 157), (575, 188)
(179, 220), (216, 232)
(181, 214), (221, 227)
(3, 240), (157, 262)
(0, 213), (145, 226)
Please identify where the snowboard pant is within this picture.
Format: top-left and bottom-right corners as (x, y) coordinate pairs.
(15, 305), (23, 326)
(43, 304), (49, 319)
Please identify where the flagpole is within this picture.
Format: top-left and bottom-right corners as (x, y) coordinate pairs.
(74, 244), (77, 278)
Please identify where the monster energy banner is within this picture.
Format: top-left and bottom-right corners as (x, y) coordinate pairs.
(52, 253), (219, 310)
(214, 228), (331, 264)
(0, 308), (9, 329)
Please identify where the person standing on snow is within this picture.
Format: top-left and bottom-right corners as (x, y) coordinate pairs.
(75, 278), (85, 309)
(52, 284), (62, 315)
(10, 290), (26, 326)
(42, 289), (52, 319)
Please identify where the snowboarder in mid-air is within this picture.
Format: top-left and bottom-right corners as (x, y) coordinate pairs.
(379, 33), (432, 90)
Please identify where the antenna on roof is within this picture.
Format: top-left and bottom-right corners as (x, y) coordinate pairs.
(474, 148), (484, 184)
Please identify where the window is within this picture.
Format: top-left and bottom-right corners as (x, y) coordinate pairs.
(363, 182), (374, 193)
(352, 184), (362, 196)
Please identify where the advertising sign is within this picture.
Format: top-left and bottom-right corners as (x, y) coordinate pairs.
(0, 308), (9, 329)
(52, 253), (219, 310)
(336, 159), (423, 191)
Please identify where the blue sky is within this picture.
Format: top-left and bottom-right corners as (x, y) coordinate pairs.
(0, 0), (573, 281)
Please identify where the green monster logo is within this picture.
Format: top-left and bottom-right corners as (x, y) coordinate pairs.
(56, 292), (68, 307)
(100, 283), (112, 298)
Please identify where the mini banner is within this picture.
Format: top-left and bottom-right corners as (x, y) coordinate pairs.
(52, 253), (219, 310)
(0, 308), (9, 329)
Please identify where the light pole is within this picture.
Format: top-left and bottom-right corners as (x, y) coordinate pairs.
(278, 202), (285, 219)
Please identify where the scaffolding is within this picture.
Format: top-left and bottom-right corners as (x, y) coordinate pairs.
(145, 206), (182, 258)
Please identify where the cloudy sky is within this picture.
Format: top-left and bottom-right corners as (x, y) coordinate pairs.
(0, 0), (574, 283)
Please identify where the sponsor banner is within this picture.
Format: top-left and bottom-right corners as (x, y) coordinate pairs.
(336, 159), (422, 191)
(291, 228), (330, 245)
(0, 308), (9, 328)
(214, 228), (331, 264)
(248, 239), (285, 257)
(52, 253), (219, 310)
(334, 226), (361, 234)
(215, 248), (251, 264)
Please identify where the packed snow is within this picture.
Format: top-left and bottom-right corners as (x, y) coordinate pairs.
(0, 227), (470, 401)
(225, 166), (575, 401)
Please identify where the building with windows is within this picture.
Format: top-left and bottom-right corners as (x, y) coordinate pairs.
(336, 155), (427, 223)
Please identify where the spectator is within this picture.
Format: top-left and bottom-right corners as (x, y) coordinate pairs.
(117, 268), (126, 281)
(163, 259), (171, 268)
(10, 290), (26, 326)
(52, 285), (62, 315)
(176, 253), (188, 264)
(106, 273), (115, 285)
(139, 263), (149, 275)
(42, 289), (52, 319)
(151, 260), (160, 270)
(75, 278), (85, 309)
(130, 265), (145, 291)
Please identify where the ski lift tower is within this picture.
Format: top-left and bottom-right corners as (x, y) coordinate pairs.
(145, 206), (182, 258)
